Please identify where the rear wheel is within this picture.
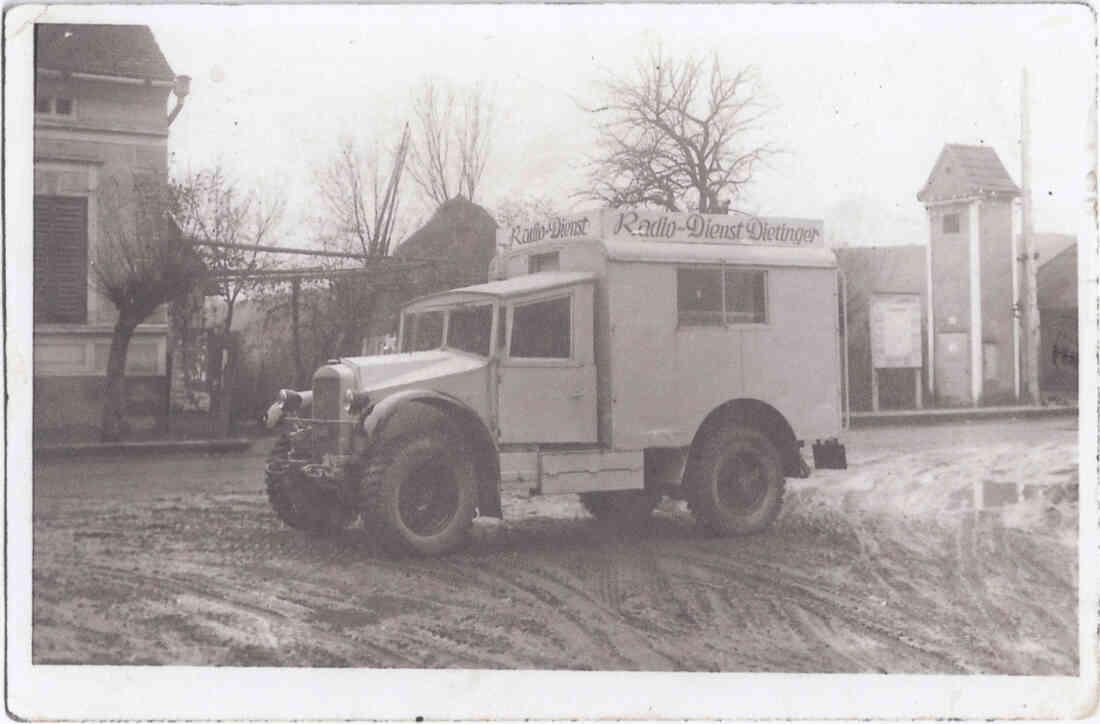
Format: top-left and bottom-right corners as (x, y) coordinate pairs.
(685, 425), (785, 536)
(264, 435), (351, 534)
(362, 431), (477, 556)
(579, 489), (662, 527)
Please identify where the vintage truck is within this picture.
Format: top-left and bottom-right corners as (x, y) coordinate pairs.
(263, 208), (848, 556)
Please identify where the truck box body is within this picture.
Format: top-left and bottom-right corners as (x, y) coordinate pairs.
(493, 209), (843, 452)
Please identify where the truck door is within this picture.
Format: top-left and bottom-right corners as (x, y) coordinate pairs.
(497, 284), (598, 444)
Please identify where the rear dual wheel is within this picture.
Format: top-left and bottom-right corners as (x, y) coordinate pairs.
(686, 425), (785, 536)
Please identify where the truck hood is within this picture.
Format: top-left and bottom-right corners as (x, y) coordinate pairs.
(340, 350), (487, 392)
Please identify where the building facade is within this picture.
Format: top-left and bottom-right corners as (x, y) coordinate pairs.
(1036, 241), (1078, 399)
(34, 24), (184, 440)
(917, 144), (1021, 406)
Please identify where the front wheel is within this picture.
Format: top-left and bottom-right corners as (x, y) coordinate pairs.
(685, 425), (785, 536)
(361, 431), (478, 556)
(265, 435), (352, 534)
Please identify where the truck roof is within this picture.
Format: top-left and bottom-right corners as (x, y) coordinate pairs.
(602, 239), (837, 268)
(404, 271), (598, 310)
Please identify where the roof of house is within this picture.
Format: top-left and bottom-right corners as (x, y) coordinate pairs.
(36, 24), (175, 82)
(1037, 241), (1077, 310)
(394, 196), (498, 282)
(917, 144), (1021, 203)
(1033, 232), (1076, 265)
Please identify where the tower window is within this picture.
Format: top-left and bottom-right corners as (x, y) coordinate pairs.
(943, 213), (960, 234)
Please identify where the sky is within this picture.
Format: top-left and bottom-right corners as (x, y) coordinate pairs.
(44, 4), (1096, 247)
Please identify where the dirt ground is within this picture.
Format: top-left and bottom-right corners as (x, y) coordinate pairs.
(31, 418), (1079, 673)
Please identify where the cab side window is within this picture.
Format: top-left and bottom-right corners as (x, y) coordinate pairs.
(510, 296), (571, 359)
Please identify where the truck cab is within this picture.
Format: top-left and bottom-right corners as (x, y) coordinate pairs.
(264, 208), (847, 556)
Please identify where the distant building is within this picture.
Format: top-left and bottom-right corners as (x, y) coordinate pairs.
(33, 24), (185, 441)
(1037, 241), (1078, 399)
(917, 144), (1021, 405)
(836, 246), (928, 411)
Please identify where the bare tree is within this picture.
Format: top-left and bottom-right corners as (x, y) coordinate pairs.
(313, 127), (412, 356)
(582, 48), (777, 213)
(408, 79), (494, 207)
(93, 173), (207, 441)
(176, 166), (286, 336)
(494, 195), (562, 230)
(317, 127), (410, 258)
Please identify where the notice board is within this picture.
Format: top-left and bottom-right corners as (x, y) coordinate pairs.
(870, 293), (922, 368)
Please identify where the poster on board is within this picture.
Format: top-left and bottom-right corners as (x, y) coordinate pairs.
(870, 293), (923, 368)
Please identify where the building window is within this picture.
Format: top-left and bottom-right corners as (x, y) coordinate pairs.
(35, 96), (76, 117)
(510, 296), (571, 359)
(34, 195), (88, 324)
(943, 213), (960, 234)
(678, 266), (768, 326)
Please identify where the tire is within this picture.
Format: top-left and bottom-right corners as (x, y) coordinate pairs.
(362, 430), (478, 556)
(685, 425), (785, 536)
(579, 489), (661, 527)
(264, 435), (351, 535)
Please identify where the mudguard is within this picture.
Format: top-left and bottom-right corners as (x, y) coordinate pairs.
(363, 389), (503, 518)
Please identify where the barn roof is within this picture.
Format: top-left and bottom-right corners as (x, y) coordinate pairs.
(917, 144), (1021, 203)
(1037, 242), (1078, 310)
(36, 24), (175, 83)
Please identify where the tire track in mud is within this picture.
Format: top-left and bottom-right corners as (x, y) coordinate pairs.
(71, 561), (420, 667)
(661, 549), (969, 673)
(456, 553), (688, 669)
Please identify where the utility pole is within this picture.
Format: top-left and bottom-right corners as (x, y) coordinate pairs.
(1020, 68), (1041, 404)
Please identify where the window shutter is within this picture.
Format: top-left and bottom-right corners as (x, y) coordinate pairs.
(34, 195), (88, 324)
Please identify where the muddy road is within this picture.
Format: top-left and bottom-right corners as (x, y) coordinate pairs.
(32, 418), (1078, 673)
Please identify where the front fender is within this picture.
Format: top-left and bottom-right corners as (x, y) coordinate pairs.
(362, 389), (503, 518)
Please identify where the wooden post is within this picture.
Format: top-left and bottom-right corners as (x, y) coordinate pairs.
(871, 366), (880, 412)
(914, 367), (923, 409)
(291, 278), (302, 389)
(1021, 68), (1041, 403)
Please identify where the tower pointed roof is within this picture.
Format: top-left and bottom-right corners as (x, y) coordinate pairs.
(917, 144), (1021, 204)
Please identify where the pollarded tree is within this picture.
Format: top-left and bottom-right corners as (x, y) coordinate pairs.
(583, 48), (778, 213)
(93, 173), (207, 441)
(175, 166), (286, 337)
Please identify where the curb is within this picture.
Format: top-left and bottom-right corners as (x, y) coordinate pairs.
(849, 405), (1078, 428)
(34, 437), (257, 460)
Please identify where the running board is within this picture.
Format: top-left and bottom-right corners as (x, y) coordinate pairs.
(537, 449), (644, 495)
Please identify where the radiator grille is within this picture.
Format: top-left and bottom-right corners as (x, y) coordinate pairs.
(312, 375), (342, 455)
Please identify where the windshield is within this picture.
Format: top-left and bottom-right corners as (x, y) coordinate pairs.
(401, 310), (444, 352)
(400, 304), (494, 356)
(447, 304), (493, 356)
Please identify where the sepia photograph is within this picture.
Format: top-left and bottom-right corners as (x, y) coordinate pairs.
(5, 3), (1096, 720)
